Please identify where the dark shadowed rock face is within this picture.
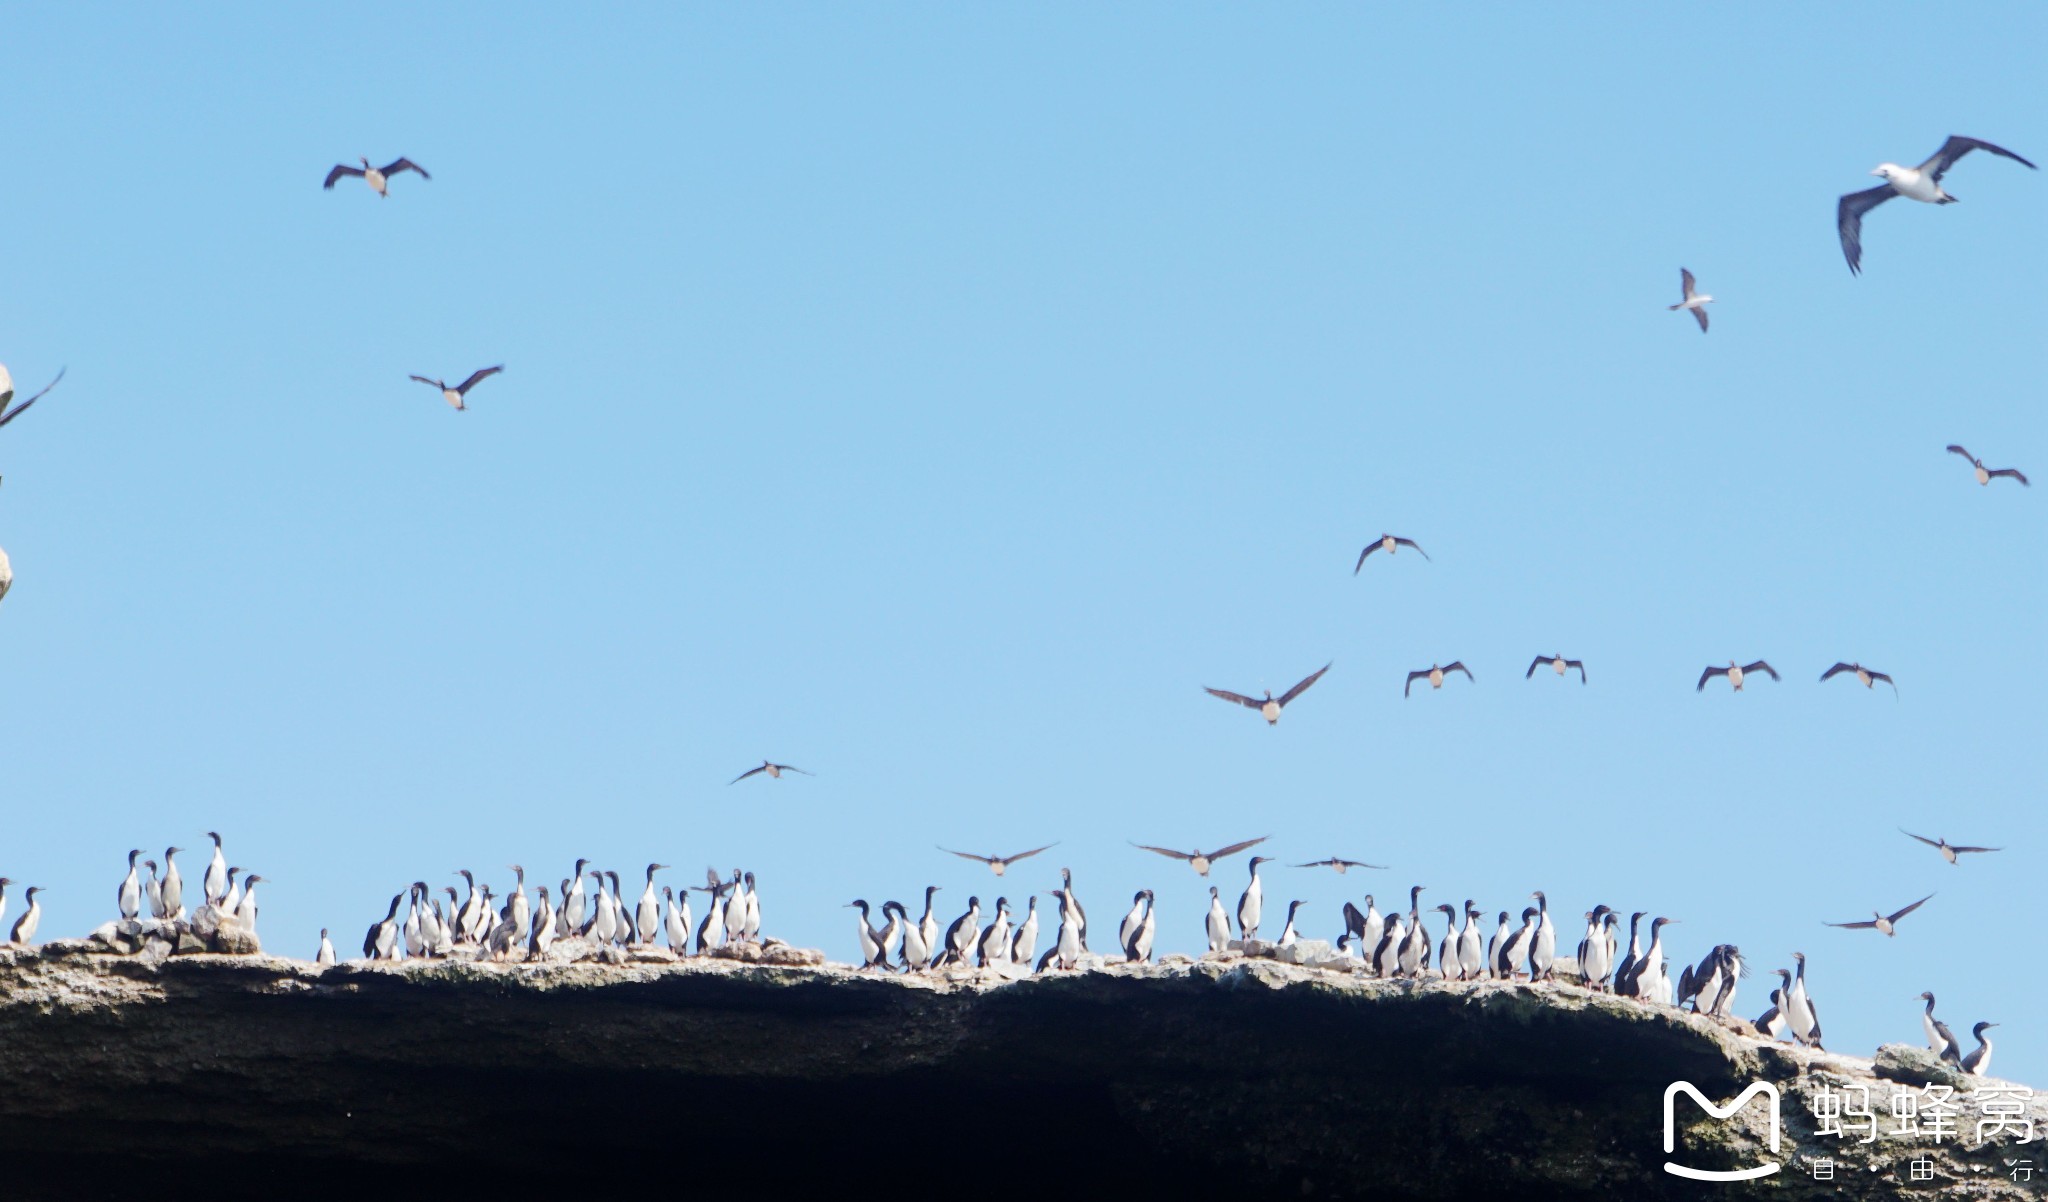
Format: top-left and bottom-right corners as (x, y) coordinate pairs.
(0, 948), (2036, 1199)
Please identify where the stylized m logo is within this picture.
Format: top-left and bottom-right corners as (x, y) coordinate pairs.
(1662, 1080), (1782, 1181)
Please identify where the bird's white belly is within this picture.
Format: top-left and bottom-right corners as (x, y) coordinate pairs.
(366, 170), (386, 192)
(1728, 668), (1744, 690)
(1260, 701), (1280, 722)
(1552, 659), (1566, 675)
(1891, 173), (1942, 203)
(1855, 669), (1871, 687)
(1430, 670), (1443, 688)
(443, 390), (464, 409)
(1976, 467), (1991, 485)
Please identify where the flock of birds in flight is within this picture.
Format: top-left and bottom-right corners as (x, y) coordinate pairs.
(0, 131), (2035, 1083)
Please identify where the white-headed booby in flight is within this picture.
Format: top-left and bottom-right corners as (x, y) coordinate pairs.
(1131, 835), (1269, 877)
(728, 759), (812, 785)
(1205, 663), (1330, 725)
(1525, 655), (1585, 684)
(1825, 892), (1932, 937)
(1404, 662), (1472, 698)
(939, 843), (1057, 876)
(1899, 829), (2000, 865)
(324, 155), (430, 196)
(1668, 269), (1712, 333)
(1945, 444), (2028, 487)
(1697, 660), (1777, 692)
(410, 366), (502, 411)
(1820, 662), (1896, 696)
(1291, 857), (1387, 874)
(1355, 534), (1429, 572)
(1837, 136), (2036, 274)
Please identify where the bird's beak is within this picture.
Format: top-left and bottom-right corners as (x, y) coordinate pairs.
(1868, 168), (1885, 178)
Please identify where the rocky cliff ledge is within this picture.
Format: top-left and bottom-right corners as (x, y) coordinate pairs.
(0, 944), (2038, 1199)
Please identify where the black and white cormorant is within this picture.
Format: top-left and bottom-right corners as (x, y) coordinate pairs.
(324, 155), (430, 197)
(1236, 856), (1273, 941)
(117, 850), (143, 922)
(1278, 900), (1309, 950)
(1945, 444), (2029, 487)
(940, 896), (981, 967)
(1132, 835), (1270, 878)
(1697, 661), (1778, 692)
(728, 759), (812, 785)
(976, 898), (1014, 968)
(1292, 857), (1388, 874)
(1821, 662), (1897, 696)
(1529, 891), (1557, 981)
(1355, 534), (1429, 572)
(1205, 663), (1331, 725)
(1786, 951), (1823, 1048)
(1918, 992), (1963, 1065)
(940, 843), (1057, 876)
(1900, 830), (2000, 866)
(1754, 975), (1789, 1041)
(1122, 891), (1157, 963)
(1962, 1022), (1999, 1076)
(1206, 887), (1231, 954)
(1825, 893), (1933, 937)
(364, 893), (402, 960)
(1404, 662), (1472, 698)
(7, 886), (43, 945)
(1526, 655), (1586, 683)
(846, 900), (887, 969)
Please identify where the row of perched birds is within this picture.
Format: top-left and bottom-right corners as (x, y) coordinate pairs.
(344, 861), (760, 965)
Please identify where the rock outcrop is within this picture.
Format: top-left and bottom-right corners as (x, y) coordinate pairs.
(0, 946), (2037, 1199)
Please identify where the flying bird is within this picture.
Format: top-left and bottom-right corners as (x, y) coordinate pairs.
(1945, 445), (2028, 487)
(1697, 661), (1778, 692)
(1354, 534), (1429, 573)
(1837, 136), (2036, 274)
(1525, 655), (1585, 684)
(1205, 662), (1330, 725)
(1404, 662), (1472, 697)
(1899, 830), (2000, 866)
(0, 365), (64, 432)
(1668, 269), (1712, 333)
(938, 844), (1057, 876)
(411, 366), (503, 411)
(728, 760), (812, 785)
(1825, 893), (1933, 937)
(1820, 662), (1897, 696)
(1291, 858), (1387, 874)
(1131, 836), (1270, 877)
(324, 156), (431, 197)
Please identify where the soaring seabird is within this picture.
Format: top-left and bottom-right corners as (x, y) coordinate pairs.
(1786, 952), (1823, 1049)
(1291, 857), (1387, 874)
(1236, 856), (1272, 940)
(0, 542), (10, 608)
(1404, 662), (1472, 698)
(1826, 893), (1933, 937)
(316, 929), (337, 965)
(1919, 992), (1963, 1064)
(0, 365), (64, 434)
(1668, 268), (1713, 332)
(324, 155), (430, 197)
(1131, 835), (1269, 877)
(1900, 829), (2000, 865)
(1945, 444), (2028, 487)
(1355, 534), (1429, 572)
(939, 843), (1057, 876)
(7, 886), (42, 945)
(203, 832), (229, 907)
(1697, 661), (1778, 692)
(410, 366), (503, 412)
(1205, 663), (1331, 725)
(728, 759), (813, 785)
(1962, 1022), (1999, 1076)
(117, 850), (143, 922)
(1525, 655), (1586, 684)
(1837, 136), (2036, 274)
(1205, 887), (1231, 954)
(1821, 662), (1897, 696)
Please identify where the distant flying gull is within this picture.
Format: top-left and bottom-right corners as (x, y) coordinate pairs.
(729, 760), (812, 785)
(1820, 662), (1897, 696)
(1292, 857), (1388, 874)
(938, 843), (1057, 876)
(1403, 662), (1471, 698)
(1525, 655), (1585, 684)
(324, 156), (431, 197)
(1205, 662), (1330, 725)
(1825, 893), (1933, 937)
(411, 366), (503, 411)
(1354, 534), (1429, 573)
(1668, 269), (1712, 333)
(1945, 444), (2028, 487)
(1836, 136), (2036, 274)
(1899, 830), (2000, 866)
(0, 365), (64, 432)
(1697, 661), (1778, 692)
(1131, 836), (1270, 877)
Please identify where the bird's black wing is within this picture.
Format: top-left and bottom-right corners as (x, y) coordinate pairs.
(1679, 267), (1696, 299)
(1130, 843), (1195, 863)
(1404, 669), (1429, 698)
(382, 157), (431, 180)
(1742, 661), (1779, 681)
(1899, 828), (1943, 850)
(1886, 893), (1934, 924)
(1204, 687), (1261, 710)
(1824, 919), (1879, 930)
(1443, 661), (1473, 681)
(408, 375), (444, 390)
(1696, 665), (1726, 691)
(1003, 843), (1058, 865)
(324, 163), (364, 189)
(1945, 444), (1976, 464)
(1868, 670), (1899, 695)
(1525, 656), (1545, 679)
(1837, 184), (1896, 275)
(1342, 901), (1366, 938)
(1949, 844), (2002, 855)
(1987, 468), (2030, 486)
(1353, 541), (1380, 573)
(1278, 662), (1332, 707)
(728, 765), (768, 785)
(772, 763), (814, 776)
(1819, 663), (1853, 682)
(1392, 537), (1430, 561)
(1692, 306), (1709, 334)
(0, 367), (63, 428)
(1567, 660), (1585, 683)
(1921, 136), (2038, 182)
(1203, 835), (1270, 861)
(455, 365), (503, 394)
(939, 848), (995, 866)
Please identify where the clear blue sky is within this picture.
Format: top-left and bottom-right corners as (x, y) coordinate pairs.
(3, 6), (2042, 1082)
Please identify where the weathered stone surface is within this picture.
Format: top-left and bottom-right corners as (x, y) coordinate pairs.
(1874, 1042), (1970, 1090)
(0, 952), (2034, 1197)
